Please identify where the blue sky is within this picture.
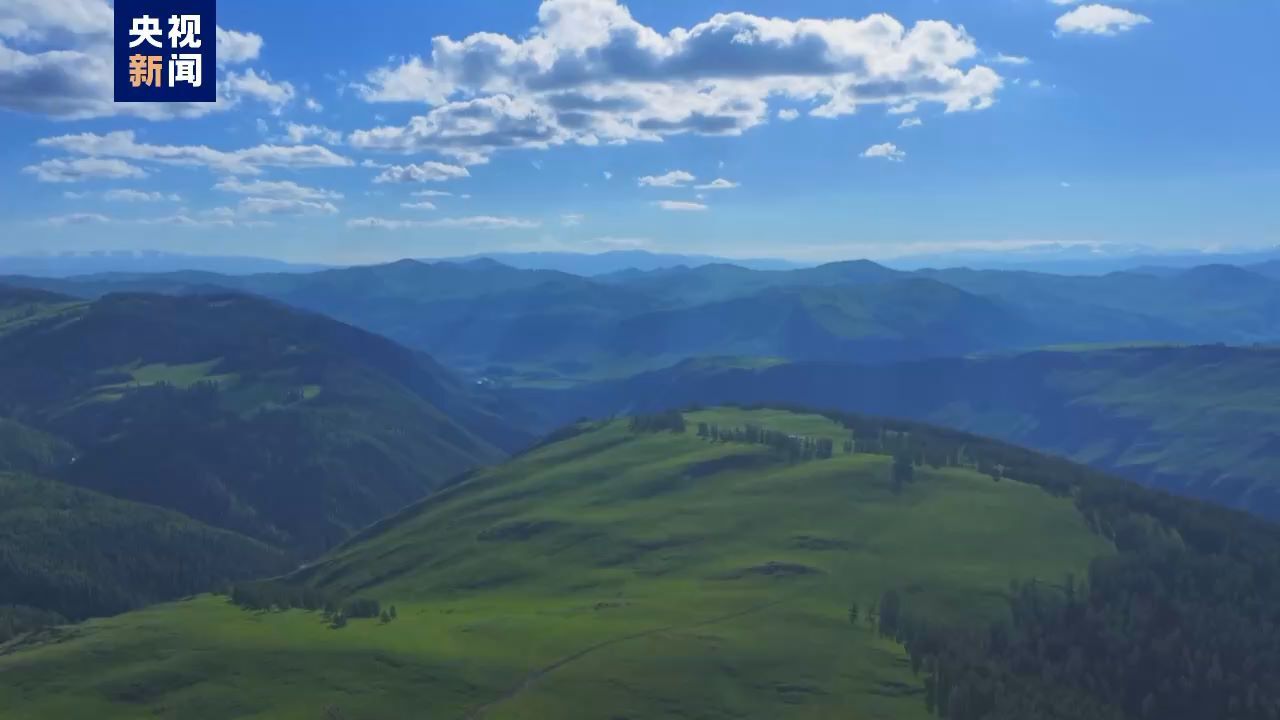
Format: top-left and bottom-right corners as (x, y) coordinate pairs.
(1, 0), (1277, 264)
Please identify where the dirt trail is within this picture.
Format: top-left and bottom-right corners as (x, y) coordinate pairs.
(463, 598), (786, 719)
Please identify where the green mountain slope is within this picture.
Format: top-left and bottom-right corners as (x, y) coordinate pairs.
(0, 408), (1127, 718)
(0, 472), (286, 641)
(0, 289), (529, 553)
(5, 407), (1278, 719)
(522, 346), (1280, 520)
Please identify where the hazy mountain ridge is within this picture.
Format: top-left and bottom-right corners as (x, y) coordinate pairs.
(12, 257), (1280, 384)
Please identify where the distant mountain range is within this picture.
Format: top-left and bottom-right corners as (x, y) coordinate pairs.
(10, 246), (1280, 278)
(426, 250), (807, 274)
(0, 250), (331, 277)
(8, 257), (1280, 384)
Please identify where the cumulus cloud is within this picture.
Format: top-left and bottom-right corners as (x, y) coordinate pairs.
(638, 170), (695, 187)
(777, 108), (800, 121)
(373, 160), (471, 183)
(1055, 5), (1151, 35)
(103, 189), (180, 202)
(22, 157), (148, 182)
(347, 215), (540, 230)
(37, 130), (353, 175)
(213, 177), (342, 201)
(347, 0), (1002, 164)
(899, 117), (923, 129)
(216, 27), (264, 64)
(401, 200), (438, 210)
(694, 178), (738, 190)
(653, 200), (708, 211)
(282, 123), (343, 145)
(303, 97), (324, 112)
(602, 171), (613, 180)
(224, 69), (296, 113)
(0, 0), (283, 119)
(239, 197), (338, 216)
(412, 189), (456, 198)
(861, 142), (906, 161)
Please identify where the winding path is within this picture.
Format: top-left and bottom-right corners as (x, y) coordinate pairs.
(463, 597), (787, 719)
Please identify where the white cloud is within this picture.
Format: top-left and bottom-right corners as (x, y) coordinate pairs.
(639, 170), (695, 188)
(861, 142), (906, 162)
(22, 157), (147, 183)
(103, 189), (180, 202)
(136, 214), (235, 228)
(304, 97), (324, 112)
(653, 200), (708, 212)
(224, 69), (295, 113)
(282, 123), (342, 145)
(0, 1), (280, 120)
(43, 212), (110, 226)
(561, 212), (585, 226)
(992, 53), (1030, 65)
(239, 197), (338, 216)
(1055, 5), (1152, 35)
(216, 27), (263, 64)
(347, 215), (540, 230)
(887, 100), (919, 115)
(603, 171), (613, 180)
(347, 1), (1001, 164)
(0, 0), (112, 39)
(592, 236), (650, 248)
(40, 205), (270, 229)
(203, 207), (238, 220)
(899, 117), (923, 129)
(777, 108), (800, 121)
(36, 130), (352, 175)
(694, 178), (739, 190)
(401, 200), (438, 210)
(213, 177), (342, 201)
(373, 160), (471, 183)
(412, 189), (455, 198)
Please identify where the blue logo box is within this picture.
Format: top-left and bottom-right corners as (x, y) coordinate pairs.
(114, 0), (217, 103)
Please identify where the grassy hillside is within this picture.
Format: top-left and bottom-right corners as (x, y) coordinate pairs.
(0, 408), (1114, 719)
(525, 345), (1280, 520)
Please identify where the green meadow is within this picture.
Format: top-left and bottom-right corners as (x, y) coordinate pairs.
(0, 409), (1112, 719)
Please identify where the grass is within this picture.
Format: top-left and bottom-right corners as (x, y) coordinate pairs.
(0, 408), (1112, 719)
(128, 359), (230, 388)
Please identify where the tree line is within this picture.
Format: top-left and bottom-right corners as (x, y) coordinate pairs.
(227, 579), (398, 629)
(761, 400), (1280, 720)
